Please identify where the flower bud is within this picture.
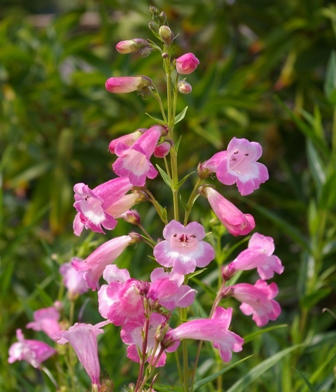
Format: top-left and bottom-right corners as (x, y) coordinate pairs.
(149, 5), (159, 16)
(159, 11), (167, 23)
(148, 22), (160, 34)
(175, 53), (200, 75)
(159, 25), (174, 45)
(178, 80), (192, 94)
(154, 139), (173, 158)
(105, 76), (152, 94)
(116, 38), (149, 54)
(120, 209), (141, 225)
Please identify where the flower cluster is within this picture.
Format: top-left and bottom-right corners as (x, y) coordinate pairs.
(8, 6), (283, 392)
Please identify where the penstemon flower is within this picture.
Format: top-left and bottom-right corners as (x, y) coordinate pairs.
(9, 6), (284, 392)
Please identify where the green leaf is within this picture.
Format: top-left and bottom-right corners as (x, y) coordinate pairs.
(193, 356), (253, 391)
(294, 368), (317, 392)
(226, 344), (304, 392)
(156, 165), (172, 188)
(174, 171), (195, 191)
(145, 112), (167, 126)
(175, 135), (182, 153)
(300, 288), (332, 310)
(243, 324), (289, 344)
(324, 51), (336, 104)
(306, 139), (326, 189)
(174, 106), (188, 124)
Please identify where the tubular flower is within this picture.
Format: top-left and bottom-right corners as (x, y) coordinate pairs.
(73, 177), (133, 236)
(8, 329), (56, 368)
(55, 321), (109, 387)
(175, 53), (200, 75)
(200, 186), (255, 236)
(228, 232), (284, 280)
(71, 234), (138, 290)
(26, 306), (61, 340)
(216, 137), (269, 196)
(105, 75), (152, 93)
(112, 125), (164, 186)
(153, 220), (215, 275)
(228, 280), (281, 327)
(59, 262), (89, 300)
(164, 307), (243, 362)
(109, 129), (146, 154)
(116, 38), (149, 54)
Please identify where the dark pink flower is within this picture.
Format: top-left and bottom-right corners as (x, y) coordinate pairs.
(73, 177), (133, 236)
(229, 232), (284, 279)
(229, 280), (281, 327)
(26, 306), (61, 340)
(201, 186), (255, 236)
(165, 307), (243, 362)
(175, 53), (200, 75)
(112, 125), (163, 186)
(105, 76), (152, 93)
(153, 220), (215, 274)
(72, 235), (137, 290)
(8, 329), (56, 368)
(216, 137), (269, 196)
(55, 321), (109, 387)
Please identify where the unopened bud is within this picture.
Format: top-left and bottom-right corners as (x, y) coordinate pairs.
(148, 22), (159, 33)
(105, 75), (152, 94)
(178, 80), (192, 94)
(159, 25), (174, 45)
(162, 52), (168, 59)
(222, 264), (236, 281)
(159, 11), (167, 23)
(129, 232), (142, 243)
(116, 38), (149, 54)
(155, 322), (169, 342)
(197, 162), (211, 179)
(154, 139), (173, 158)
(149, 6), (159, 16)
(120, 209), (141, 225)
(138, 47), (153, 58)
(175, 53), (200, 75)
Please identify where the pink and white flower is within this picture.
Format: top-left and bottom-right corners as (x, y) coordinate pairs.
(8, 329), (56, 368)
(228, 233), (284, 280)
(109, 129), (146, 154)
(175, 53), (200, 75)
(73, 177), (133, 236)
(228, 279), (281, 327)
(201, 186), (255, 236)
(26, 306), (61, 340)
(60, 262), (89, 299)
(112, 125), (164, 186)
(216, 138), (269, 196)
(121, 313), (179, 367)
(164, 307), (243, 362)
(153, 220), (215, 275)
(72, 234), (138, 290)
(55, 321), (109, 387)
(105, 75), (152, 93)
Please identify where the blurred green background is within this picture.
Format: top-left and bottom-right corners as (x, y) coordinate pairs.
(1, 0), (336, 391)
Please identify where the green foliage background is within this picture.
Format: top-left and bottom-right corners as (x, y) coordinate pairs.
(1, 0), (336, 391)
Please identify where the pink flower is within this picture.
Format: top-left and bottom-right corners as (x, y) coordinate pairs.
(8, 329), (56, 368)
(105, 75), (152, 93)
(112, 125), (164, 186)
(177, 80), (192, 94)
(175, 53), (200, 75)
(71, 234), (137, 290)
(153, 220), (215, 275)
(164, 307), (243, 362)
(60, 262), (89, 299)
(216, 138), (269, 196)
(228, 280), (281, 327)
(109, 129), (145, 154)
(201, 186), (255, 236)
(116, 39), (149, 54)
(73, 177), (133, 236)
(228, 233), (284, 279)
(121, 313), (179, 367)
(26, 306), (61, 340)
(154, 140), (172, 158)
(198, 151), (227, 177)
(55, 321), (109, 387)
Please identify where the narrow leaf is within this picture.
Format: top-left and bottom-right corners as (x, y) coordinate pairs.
(145, 113), (166, 126)
(174, 171), (195, 191)
(174, 106), (188, 124)
(156, 165), (172, 188)
(324, 51), (336, 104)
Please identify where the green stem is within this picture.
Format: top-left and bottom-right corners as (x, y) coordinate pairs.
(332, 106), (336, 155)
(184, 177), (202, 225)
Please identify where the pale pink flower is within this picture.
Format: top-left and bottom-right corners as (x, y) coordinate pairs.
(8, 329), (56, 368)
(26, 306), (61, 340)
(228, 280), (281, 327)
(216, 137), (269, 196)
(59, 262), (89, 299)
(105, 75), (152, 93)
(198, 151), (227, 177)
(73, 177), (133, 236)
(153, 220), (215, 275)
(71, 234), (137, 290)
(121, 313), (178, 367)
(116, 39), (149, 54)
(164, 307), (243, 362)
(55, 321), (109, 387)
(175, 53), (200, 75)
(112, 125), (163, 186)
(228, 233), (284, 279)
(177, 80), (192, 94)
(109, 129), (145, 154)
(201, 186), (255, 236)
